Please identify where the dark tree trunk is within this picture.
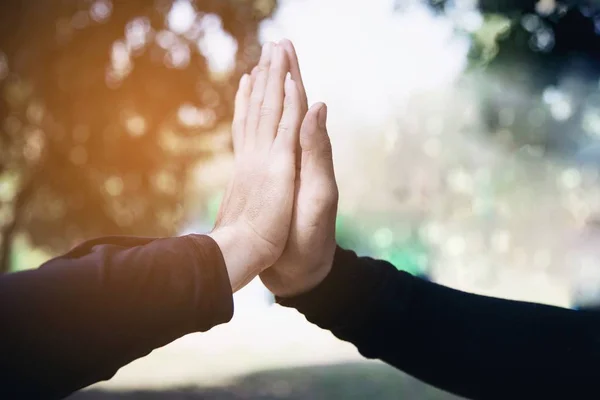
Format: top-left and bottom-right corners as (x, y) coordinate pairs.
(0, 215), (18, 274)
(0, 179), (34, 274)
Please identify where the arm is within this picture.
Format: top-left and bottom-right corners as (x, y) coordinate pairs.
(278, 246), (600, 400)
(0, 235), (233, 399)
(262, 40), (600, 400)
(0, 40), (303, 399)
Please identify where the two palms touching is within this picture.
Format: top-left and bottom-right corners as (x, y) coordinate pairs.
(210, 39), (338, 296)
(260, 40), (338, 298)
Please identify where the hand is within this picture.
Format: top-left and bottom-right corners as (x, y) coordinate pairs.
(209, 42), (303, 293)
(260, 40), (339, 298)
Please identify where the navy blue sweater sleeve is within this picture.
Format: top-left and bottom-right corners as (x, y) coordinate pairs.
(278, 246), (600, 400)
(0, 234), (233, 399)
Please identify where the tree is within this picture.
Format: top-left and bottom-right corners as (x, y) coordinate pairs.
(440, 1), (600, 160)
(425, 1), (600, 157)
(0, 0), (277, 273)
(478, 4), (600, 155)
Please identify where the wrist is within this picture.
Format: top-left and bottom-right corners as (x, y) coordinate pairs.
(208, 227), (250, 292)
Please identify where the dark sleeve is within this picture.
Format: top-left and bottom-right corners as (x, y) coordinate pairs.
(0, 234), (233, 399)
(278, 246), (600, 400)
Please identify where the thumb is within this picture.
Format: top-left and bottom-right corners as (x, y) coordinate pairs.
(300, 103), (333, 168)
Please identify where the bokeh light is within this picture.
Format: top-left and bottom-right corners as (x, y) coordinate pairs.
(3, 0), (600, 398)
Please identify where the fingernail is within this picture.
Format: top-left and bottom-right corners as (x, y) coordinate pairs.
(240, 73), (248, 86)
(318, 104), (327, 128)
(260, 42), (273, 63)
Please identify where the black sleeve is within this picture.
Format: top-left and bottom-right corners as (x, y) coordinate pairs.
(0, 234), (233, 399)
(278, 246), (600, 400)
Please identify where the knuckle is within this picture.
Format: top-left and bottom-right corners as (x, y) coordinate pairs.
(260, 105), (274, 118)
(320, 140), (333, 159)
(250, 90), (263, 104)
(330, 186), (340, 206)
(269, 64), (283, 76)
(276, 123), (290, 136)
(315, 185), (339, 210)
(303, 137), (332, 158)
(283, 92), (296, 108)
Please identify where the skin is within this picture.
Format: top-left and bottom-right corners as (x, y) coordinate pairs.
(260, 39), (339, 298)
(210, 39), (339, 297)
(208, 42), (303, 293)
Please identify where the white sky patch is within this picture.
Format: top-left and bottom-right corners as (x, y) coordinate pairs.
(167, 0), (196, 34)
(259, 0), (470, 128)
(197, 14), (238, 75)
(167, 2), (237, 75)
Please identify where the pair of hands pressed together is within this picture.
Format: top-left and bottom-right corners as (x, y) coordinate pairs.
(208, 40), (338, 297)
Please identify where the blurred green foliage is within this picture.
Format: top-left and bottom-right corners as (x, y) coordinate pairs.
(336, 214), (430, 275)
(3, 0), (600, 275)
(207, 196), (430, 275)
(473, 3), (600, 158)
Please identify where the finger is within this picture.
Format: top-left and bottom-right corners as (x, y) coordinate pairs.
(231, 74), (251, 155)
(250, 66), (259, 84)
(257, 45), (289, 147)
(300, 102), (334, 175)
(273, 74), (302, 154)
(245, 42), (274, 148)
(298, 103), (339, 228)
(279, 39), (308, 110)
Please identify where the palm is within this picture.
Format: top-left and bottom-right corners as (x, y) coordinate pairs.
(260, 105), (338, 297)
(262, 167), (332, 280)
(259, 40), (338, 297)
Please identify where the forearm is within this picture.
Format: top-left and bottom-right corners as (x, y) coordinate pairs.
(0, 234), (233, 399)
(279, 246), (600, 400)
